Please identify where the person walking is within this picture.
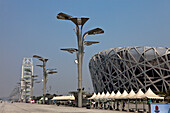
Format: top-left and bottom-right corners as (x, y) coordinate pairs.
(123, 101), (125, 111)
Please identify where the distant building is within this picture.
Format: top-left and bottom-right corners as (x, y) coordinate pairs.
(21, 58), (33, 102)
(89, 47), (170, 93)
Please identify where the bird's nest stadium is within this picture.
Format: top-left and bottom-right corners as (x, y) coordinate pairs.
(89, 47), (170, 93)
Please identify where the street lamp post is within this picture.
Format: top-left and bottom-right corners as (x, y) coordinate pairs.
(33, 55), (48, 104)
(33, 55), (57, 104)
(57, 12), (104, 107)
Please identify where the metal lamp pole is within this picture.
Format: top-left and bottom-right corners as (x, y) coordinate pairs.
(33, 55), (57, 104)
(31, 75), (38, 97)
(57, 12), (104, 107)
(33, 55), (48, 104)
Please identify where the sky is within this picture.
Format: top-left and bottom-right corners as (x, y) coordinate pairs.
(0, 0), (170, 98)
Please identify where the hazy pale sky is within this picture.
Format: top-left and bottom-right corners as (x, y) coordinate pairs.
(0, 0), (170, 98)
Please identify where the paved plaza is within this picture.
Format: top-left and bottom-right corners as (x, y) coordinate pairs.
(0, 102), (134, 113)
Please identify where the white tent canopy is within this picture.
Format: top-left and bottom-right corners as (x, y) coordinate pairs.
(98, 92), (106, 100)
(40, 97), (48, 101)
(118, 90), (128, 99)
(124, 89), (136, 99)
(69, 95), (75, 100)
(93, 92), (101, 100)
(113, 90), (122, 99)
(103, 91), (110, 99)
(131, 89), (145, 99)
(142, 88), (164, 99)
(52, 95), (75, 101)
(108, 91), (115, 99)
(88, 93), (96, 100)
(52, 96), (61, 100)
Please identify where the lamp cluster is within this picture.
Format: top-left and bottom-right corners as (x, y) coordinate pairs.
(57, 12), (104, 107)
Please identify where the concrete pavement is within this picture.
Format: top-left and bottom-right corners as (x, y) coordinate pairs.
(0, 102), (130, 113)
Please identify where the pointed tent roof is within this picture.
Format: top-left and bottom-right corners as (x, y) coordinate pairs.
(143, 88), (164, 99)
(124, 89), (136, 99)
(108, 91), (115, 99)
(52, 96), (61, 100)
(69, 95), (75, 100)
(88, 93), (96, 100)
(98, 92), (105, 100)
(118, 90), (128, 99)
(103, 91), (110, 99)
(131, 89), (145, 99)
(113, 90), (122, 99)
(40, 97), (48, 100)
(93, 92), (101, 100)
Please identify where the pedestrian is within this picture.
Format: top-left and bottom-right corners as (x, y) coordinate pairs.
(117, 102), (120, 110)
(113, 102), (115, 109)
(107, 102), (110, 109)
(93, 101), (96, 108)
(123, 101), (125, 110)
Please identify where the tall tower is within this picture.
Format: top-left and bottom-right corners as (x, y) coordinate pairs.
(21, 58), (33, 102)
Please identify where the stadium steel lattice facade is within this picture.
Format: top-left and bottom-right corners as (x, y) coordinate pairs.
(89, 47), (170, 93)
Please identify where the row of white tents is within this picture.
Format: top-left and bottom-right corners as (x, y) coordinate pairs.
(40, 95), (75, 101)
(39, 88), (163, 101)
(52, 95), (75, 101)
(88, 88), (164, 100)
